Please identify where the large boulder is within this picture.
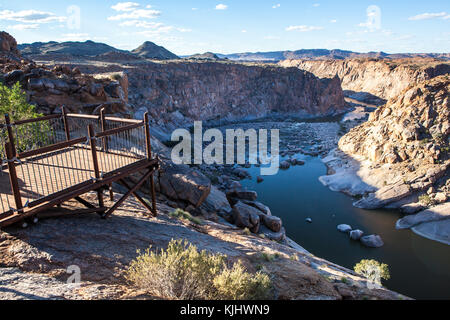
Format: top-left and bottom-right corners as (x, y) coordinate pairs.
(201, 185), (232, 213)
(157, 161), (211, 207)
(226, 190), (258, 202)
(360, 235), (384, 248)
(0, 31), (20, 56)
(261, 215), (282, 233)
(232, 201), (261, 233)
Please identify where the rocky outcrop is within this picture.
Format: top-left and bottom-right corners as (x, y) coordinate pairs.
(155, 161), (212, 208)
(339, 76), (449, 166)
(280, 58), (450, 102)
(0, 32), (20, 57)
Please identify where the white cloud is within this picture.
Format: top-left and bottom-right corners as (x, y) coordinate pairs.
(111, 2), (140, 12)
(286, 25), (324, 32)
(215, 4), (228, 10)
(7, 24), (39, 30)
(59, 33), (90, 41)
(272, 4), (281, 9)
(313, 3), (320, 7)
(119, 20), (163, 28)
(0, 9), (66, 24)
(241, 29), (247, 33)
(330, 19), (337, 23)
(408, 12), (447, 21)
(108, 9), (161, 20)
(177, 28), (192, 32)
(192, 8), (198, 11)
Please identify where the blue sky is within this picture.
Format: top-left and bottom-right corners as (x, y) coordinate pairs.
(0, 0), (449, 55)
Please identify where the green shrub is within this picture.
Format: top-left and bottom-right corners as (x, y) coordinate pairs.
(261, 252), (279, 262)
(354, 259), (390, 285)
(0, 82), (50, 153)
(126, 239), (273, 300)
(169, 208), (203, 225)
(213, 261), (272, 300)
(418, 194), (432, 206)
(0, 82), (40, 121)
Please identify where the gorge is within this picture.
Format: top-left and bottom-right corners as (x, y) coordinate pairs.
(0, 31), (449, 300)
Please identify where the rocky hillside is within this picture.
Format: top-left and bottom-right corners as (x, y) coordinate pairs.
(0, 32), (129, 115)
(131, 41), (179, 60)
(18, 40), (121, 58)
(339, 75), (449, 166)
(280, 58), (450, 102)
(328, 75), (449, 244)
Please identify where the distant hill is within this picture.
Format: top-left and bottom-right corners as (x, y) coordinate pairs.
(217, 49), (450, 62)
(18, 40), (122, 57)
(17, 39), (179, 61)
(186, 52), (221, 61)
(131, 41), (179, 60)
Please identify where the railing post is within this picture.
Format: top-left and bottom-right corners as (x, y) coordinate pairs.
(100, 107), (108, 152)
(5, 142), (23, 214)
(61, 106), (71, 141)
(99, 108), (113, 200)
(144, 112), (157, 216)
(4, 114), (16, 156)
(88, 124), (105, 214)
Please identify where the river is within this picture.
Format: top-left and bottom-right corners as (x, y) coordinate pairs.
(241, 155), (450, 299)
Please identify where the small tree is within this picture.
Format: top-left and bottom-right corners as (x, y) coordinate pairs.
(0, 82), (51, 153)
(354, 259), (390, 288)
(0, 82), (39, 122)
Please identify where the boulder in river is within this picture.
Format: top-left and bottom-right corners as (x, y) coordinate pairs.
(280, 161), (291, 170)
(349, 229), (364, 241)
(360, 235), (384, 248)
(337, 224), (352, 233)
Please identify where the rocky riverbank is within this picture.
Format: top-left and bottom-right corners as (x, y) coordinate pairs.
(321, 76), (449, 245)
(0, 193), (408, 300)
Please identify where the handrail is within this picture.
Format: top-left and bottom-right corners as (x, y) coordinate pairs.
(104, 116), (143, 124)
(66, 113), (100, 120)
(95, 122), (144, 139)
(13, 114), (62, 126)
(18, 136), (87, 159)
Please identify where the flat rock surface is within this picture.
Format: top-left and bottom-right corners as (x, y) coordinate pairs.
(396, 202), (450, 229)
(412, 219), (450, 246)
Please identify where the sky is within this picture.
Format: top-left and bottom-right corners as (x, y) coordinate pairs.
(0, 0), (449, 55)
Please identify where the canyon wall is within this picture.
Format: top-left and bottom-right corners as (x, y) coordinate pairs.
(339, 75), (449, 165)
(280, 58), (450, 102)
(124, 62), (346, 126)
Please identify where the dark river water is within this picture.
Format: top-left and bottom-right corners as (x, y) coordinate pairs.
(241, 155), (450, 300)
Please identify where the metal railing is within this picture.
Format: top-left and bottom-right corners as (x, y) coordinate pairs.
(0, 107), (156, 222)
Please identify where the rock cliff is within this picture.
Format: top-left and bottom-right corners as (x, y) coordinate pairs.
(280, 58), (450, 102)
(124, 62), (346, 127)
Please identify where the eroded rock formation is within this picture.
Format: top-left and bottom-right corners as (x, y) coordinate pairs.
(280, 58), (450, 102)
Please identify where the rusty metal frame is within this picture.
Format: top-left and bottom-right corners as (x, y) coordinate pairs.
(0, 109), (159, 228)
